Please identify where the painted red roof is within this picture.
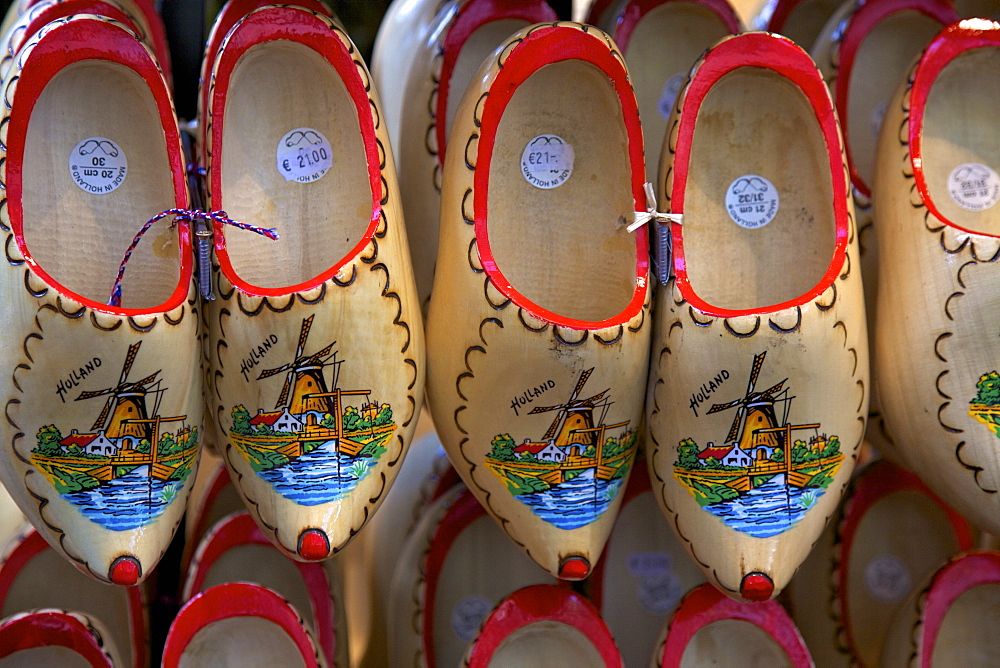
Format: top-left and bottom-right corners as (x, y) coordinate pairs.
(697, 445), (733, 460)
(514, 442), (550, 455)
(60, 432), (98, 448)
(249, 411), (282, 427)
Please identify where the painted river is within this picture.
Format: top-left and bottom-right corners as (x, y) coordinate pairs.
(256, 439), (375, 506)
(515, 470), (627, 530)
(703, 474), (824, 538)
(62, 465), (186, 531)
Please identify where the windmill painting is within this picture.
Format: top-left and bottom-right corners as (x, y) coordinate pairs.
(228, 315), (397, 507)
(30, 341), (199, 531)
(484, 368), (637, 530)
(672, 351), (844, 538)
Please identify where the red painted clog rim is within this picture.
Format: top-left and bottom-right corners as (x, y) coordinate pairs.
(474, 24), (650, 330)
(209, 6), (384, 297)
(920, 551), (1000, 666)
(660, 583), (811, 666)
(0, 611), (113, 665)
(670, 31), (849, 318)
(163, 582), (319, 667)
(6, 16), (191, 317)
(909, 19), (1000, 239)
(466, 584), (623, 667)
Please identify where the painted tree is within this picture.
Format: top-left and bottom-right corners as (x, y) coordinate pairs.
(975, 371), (1000, 406)
(231, 405), (252, 435)
(34, 425), (64, 456)
(489, 434), (518, 461)
(676, 438), (700, 469)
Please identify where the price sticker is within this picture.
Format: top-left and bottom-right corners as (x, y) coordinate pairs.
(948, 162), (1000, 212)
(521, 134), (574, 189)
(276, 127), (333, 183)
(725, 174), (779, 229)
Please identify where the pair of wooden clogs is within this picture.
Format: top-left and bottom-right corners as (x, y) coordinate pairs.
(0, 1), (423, 587)
(421, 16), (866, 603)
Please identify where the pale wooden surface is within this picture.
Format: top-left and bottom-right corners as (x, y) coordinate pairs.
(931, 583), (1000, 665)
(487, 622), (606, 667)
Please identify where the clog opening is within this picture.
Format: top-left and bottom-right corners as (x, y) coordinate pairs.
(846, 490), (962, 665)
(3, 546), (132, 662)
(22, 60), (178, 310)
(486, 620), (605, 667)
(920, 46), (1000, 236)
(682, 67), (836, 312)
(931, 583), (1000, 665)
(197, 544), (316, 636)
(220, 40), (371, 290)
(487, 60), (636, 323)
(445, 19), (531, 138)
(679, 619), (792, 667)
(845, 10), (944, 194)
(176, 616), (308, 668)
(626, 2), (732, 183)
(0, 646), (95, 667)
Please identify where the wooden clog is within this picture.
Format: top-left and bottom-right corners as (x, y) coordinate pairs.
(203, 5), (424, 562)
(371, 0), (448, 154)
(873, 20), (1000, 537)
(388, 486), (557, 666)
(0, 528), (145, 666)
(881, 551), (1000, 666)
(464, 584), (623, 667)
(0, 0), (148, 81)
(0, 610), (120, 666)
(183, 510), (346, 666)
(785, 459), (974, 666)
(426, 21), (651, 581)
(588, 462), (706, 668)
(653, 583), (812, 666)
(647, 31), (868, 602)
(608, 0), (741, 183)
(398, 0), (558, 306)
(0, 15), (201, 585)
(162, 582), (323, 668)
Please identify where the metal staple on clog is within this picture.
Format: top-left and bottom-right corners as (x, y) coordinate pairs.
(627, 181), (681, 286)
(109, 208), (279, 307)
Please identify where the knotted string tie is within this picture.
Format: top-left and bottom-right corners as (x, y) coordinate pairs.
(627, 182), (681, 286)
(109, 207), (278, 307)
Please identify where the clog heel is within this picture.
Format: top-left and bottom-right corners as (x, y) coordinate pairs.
(203, 5), (424, 562)
(0, 610), (120, 666)
(0, 14), (201, 585)
(426, 21), (651, 581)
(647, 31), (868, 602)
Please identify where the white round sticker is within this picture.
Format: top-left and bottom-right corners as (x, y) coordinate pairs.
(865, 555), (911, 603)
(276, 127), (333, 183)
(450, 596), (492, 641)
(725, 175), (779, 229)
(637, 574), (682, 615)
(658, 73), (685, 119)
(948, 163), (1000, 212)
(870, 99), (888, 138)
(68, 137), (127, 194)
(521, 134), (574, 189)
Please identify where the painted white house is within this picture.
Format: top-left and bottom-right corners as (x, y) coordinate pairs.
(536, 442), (566, 463)
(84, 431), (120, 456)
(720, 445), (754, 467)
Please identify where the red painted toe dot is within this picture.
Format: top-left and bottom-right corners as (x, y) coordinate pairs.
(298, 529), (330, 561)
(740, 572), (774, 602)
(558, 556), (591, 581)
(109, 556), (141, 586)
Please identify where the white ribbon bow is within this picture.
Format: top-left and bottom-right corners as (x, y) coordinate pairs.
(627, 182), (683, 232)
